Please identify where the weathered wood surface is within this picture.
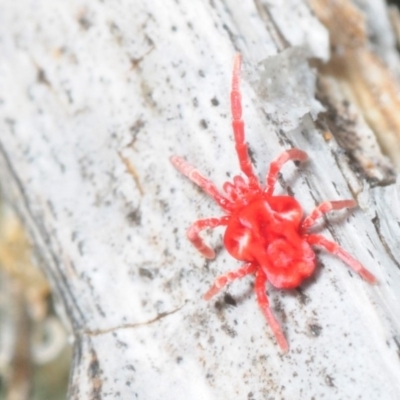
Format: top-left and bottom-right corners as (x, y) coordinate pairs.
(1, 0), (400, 398)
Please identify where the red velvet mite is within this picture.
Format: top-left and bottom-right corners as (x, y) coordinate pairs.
(170, 54), (377, 352)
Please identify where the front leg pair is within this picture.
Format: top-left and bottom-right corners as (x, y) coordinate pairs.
(186, 217), (229, 259)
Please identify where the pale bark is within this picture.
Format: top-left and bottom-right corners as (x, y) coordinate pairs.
(1, 0), (400, 399)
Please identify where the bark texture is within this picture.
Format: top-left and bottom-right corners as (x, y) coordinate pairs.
(1, 0), (400, 398)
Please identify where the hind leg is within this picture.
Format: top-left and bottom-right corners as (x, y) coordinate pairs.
(254, 269), (289, 352)
(306, 234), (377, 284)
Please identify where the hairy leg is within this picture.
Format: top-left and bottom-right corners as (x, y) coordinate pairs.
(230, 54), (260, 190)
(170, 156), (233, 211)
(187, 217), (230, 259)
(203, 262), (257, 300)
(265, 149), (308, 195)
(306, 234), (377, 284)
(254, 269), (289, 352)
(301, 200), (356, 231)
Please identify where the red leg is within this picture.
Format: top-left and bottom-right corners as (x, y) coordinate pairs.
(187, 217), (230, 259)
(265, 149), (308, 195)
(203, 262), (257, 300)
(306, 234), (377, 284)
(222, 182), (237, 202)
(254, 269), (289, 352)
(230, 54), (260, 190)
(301, 200), (356, 231)
(170, 156), (233, 212)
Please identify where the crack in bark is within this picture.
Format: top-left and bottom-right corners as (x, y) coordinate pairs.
(371, 213), (400, 270)
(0, 138), (87, 329)
(253, 0), (290, 51)
(87, 349), (102, 400)
(81, 301), (187, 336)
(118, 151), (144, 196)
